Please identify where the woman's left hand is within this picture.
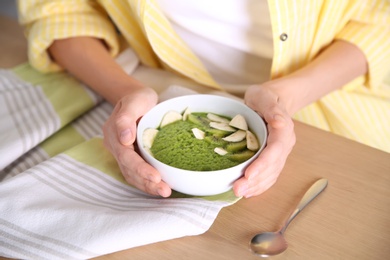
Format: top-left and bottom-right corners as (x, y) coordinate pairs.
(233, 83), (296, 198)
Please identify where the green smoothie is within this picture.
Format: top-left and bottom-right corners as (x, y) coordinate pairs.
(148, 112), (260, 171)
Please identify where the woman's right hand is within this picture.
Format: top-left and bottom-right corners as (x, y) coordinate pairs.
(103, 86), (172, 197)
(48, 37), (172, 197)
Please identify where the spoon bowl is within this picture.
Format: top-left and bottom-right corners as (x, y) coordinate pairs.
(250, 231), (287, 257)
(250, 178), (328, 257)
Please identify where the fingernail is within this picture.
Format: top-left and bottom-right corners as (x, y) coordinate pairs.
(245, 194), (253, 199)
(120, 129), (132, 145)
(247, 171), (256, 181)
(237, 183), (248, 197)
(157, 188), (166, 197)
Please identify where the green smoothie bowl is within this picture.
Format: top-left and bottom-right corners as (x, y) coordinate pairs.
(136, 94), (267, 196)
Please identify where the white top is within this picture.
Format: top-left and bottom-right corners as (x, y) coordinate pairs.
(157, 0), (273, 90)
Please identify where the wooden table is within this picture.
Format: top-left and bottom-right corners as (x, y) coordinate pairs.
(1, 15), (389, 260)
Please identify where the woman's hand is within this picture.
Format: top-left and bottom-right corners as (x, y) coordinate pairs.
(49, 37), (173, 197)
(103, 87), (172, 197)
(233, 40), (369, 198)
(233, 83), (296, 198)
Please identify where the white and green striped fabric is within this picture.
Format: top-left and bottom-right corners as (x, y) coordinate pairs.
(0, 61), (240, 259)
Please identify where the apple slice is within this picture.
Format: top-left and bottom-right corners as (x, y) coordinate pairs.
(160, 110), (182, 127)
(144, 147), (153, 156)
(142, 128), (159, 148)
(246, 130), (259, 151)
(222, 130), (247, 142)
(214, 147), (228, 156)
(192, 128), (205, 140)
(207, 113), (230, 124)
(229, 114), (248, 130)
(209, 122), (236, 132)
(182, 107), (191, 121)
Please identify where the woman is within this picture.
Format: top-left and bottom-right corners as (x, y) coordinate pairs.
(17, 0), (390, 198)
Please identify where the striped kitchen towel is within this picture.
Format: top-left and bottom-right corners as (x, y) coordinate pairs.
(0, 137), (238, 259)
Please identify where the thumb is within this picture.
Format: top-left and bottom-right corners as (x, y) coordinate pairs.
(114, 88), (158, 146)
(114, 99), (139, 146)
(262, 106), (287, 130)
(268, 113), (286, 129)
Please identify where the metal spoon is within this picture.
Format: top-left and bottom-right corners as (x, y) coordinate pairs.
(250, 178), (328, 257)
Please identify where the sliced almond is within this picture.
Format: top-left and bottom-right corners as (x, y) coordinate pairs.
(207, 113), (230, 124)
(214, 147), (228, 156)
(246, 130), (260, 151)
(192, 128), (205, 140)
(142, 128), (159, 148)
(209, 122), (236, 132)
(182, 107), (191, 121)
(222, 130), (247, 142)
(160, 110), (182, 127)
(229, 114), (248, 130)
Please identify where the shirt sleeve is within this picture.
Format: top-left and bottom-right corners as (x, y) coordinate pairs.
(335, 0), (390, 89)
(17, 0), (120, 73)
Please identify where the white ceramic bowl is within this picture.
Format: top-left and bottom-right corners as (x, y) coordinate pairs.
(136, 94), (267, 196)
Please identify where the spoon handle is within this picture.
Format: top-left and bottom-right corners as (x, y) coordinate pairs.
(280, 178), (328, 234)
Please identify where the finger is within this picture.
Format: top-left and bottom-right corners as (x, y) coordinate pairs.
(245, 132), (285, 177)
(233, 165), (280, 198)
(119, 147), (172, 197)
(233, 177), (248, 197)
(234, 128), (293, 197)
(118, 145), (161, 183)
(261, 104), (290, 130)
(246, 172), (279, 197)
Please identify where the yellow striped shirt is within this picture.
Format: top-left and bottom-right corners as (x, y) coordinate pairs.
(17, 0), (390, 151)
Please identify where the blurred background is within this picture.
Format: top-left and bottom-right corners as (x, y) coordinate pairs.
(0, 0), (27, 68)
(0, 0), (18, 19)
